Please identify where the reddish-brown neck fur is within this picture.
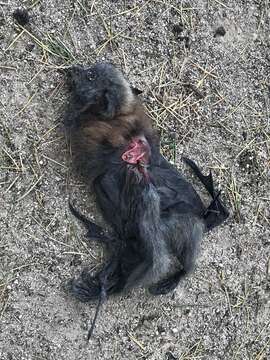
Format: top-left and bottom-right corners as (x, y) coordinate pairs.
(72, 101), (156, 159)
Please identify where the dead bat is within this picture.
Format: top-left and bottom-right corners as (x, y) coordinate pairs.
(64, 63), (229, 338)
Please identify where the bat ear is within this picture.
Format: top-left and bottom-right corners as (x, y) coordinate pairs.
(64, 91), (111, 128)
(131, 87), (143, 95)
(79, 89), (121, 120)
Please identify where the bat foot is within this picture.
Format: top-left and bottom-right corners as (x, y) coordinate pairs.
(69, 270), (101, 302)
(148, 271), (184, 295)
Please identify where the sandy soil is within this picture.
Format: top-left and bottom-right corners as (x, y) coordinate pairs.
(0, 1), (269, 359)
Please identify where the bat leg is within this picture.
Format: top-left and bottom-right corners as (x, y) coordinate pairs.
(72, 250), (130, 339)
(182, 157), (215, 197)
(70, 269), (101, 302)
(148, 242), (196, 296)
(204, 192), (230, 231)
(148, 270), (184, 295)
(150, 219), (202, 296)
(70, 241), (124, 303)
(183, 158), (229, 230)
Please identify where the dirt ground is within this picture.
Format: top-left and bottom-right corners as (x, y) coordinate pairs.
(0, 0), (269, 359)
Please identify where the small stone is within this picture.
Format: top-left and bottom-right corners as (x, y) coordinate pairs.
(214, 26), (226, 37)
(13, 8), (30, 26)
(172, 23), (184, 35)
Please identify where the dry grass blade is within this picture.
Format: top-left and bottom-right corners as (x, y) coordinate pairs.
(4, 30), (25, 52)
(127, 332), (146, 351)
(16, 175), (44, 202)
(14, 92), (36, 117)
(5, 175), (20, 192)
(46, 33), (76, 62)
(212, 0), (233, 9)
(179, 339), (204, 359)
(2, 147), (20, 171)
(254, 337), (270, 360)
(13, 25), (76, 63)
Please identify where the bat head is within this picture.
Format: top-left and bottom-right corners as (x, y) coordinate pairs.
(65, 63), (140, 126)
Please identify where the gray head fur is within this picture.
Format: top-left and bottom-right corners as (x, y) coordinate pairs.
(65, 63), (135, 126)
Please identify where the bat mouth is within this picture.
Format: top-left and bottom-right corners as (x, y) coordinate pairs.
(121, 136), (150, 166)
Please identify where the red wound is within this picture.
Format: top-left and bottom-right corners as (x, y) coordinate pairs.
(122, 137), (150, 165)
